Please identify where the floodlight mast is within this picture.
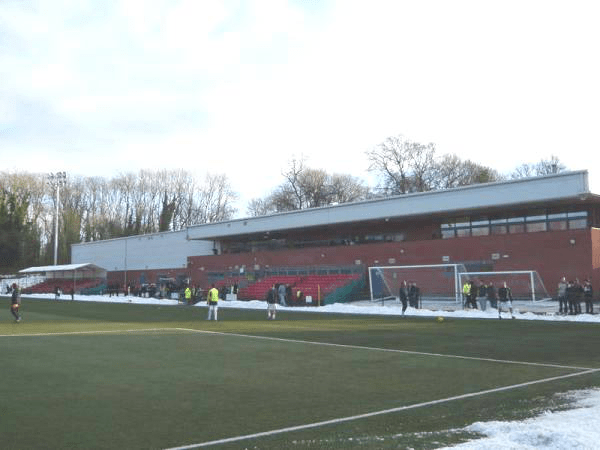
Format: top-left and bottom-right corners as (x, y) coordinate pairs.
(48, 171), (67, 265)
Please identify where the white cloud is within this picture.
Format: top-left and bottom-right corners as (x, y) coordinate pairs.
(1, 0), (600, 212)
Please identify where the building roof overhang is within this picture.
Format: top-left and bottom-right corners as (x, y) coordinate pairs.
(19, 263), (106, 274)
(186, 170), (592, 241)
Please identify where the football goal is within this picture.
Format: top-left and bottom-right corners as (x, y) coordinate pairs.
(368, 264), (467, 304)
(458, 270), (551, 302)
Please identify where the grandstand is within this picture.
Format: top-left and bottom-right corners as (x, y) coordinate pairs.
(71, 171), (600, 305)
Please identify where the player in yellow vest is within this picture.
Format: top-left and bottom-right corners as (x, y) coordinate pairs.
(207, 284), (219, 320)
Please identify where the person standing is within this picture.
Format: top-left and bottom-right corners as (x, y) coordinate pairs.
(10, 283), (22, 322)
(184, 285), (192, 305)
(583, 279), (593, 314)
(278, 283), (287, 306)
(398, 281), (408, 316)
(487, 282), (497, 309)
(573, 279), (583, 315)
(207, 284), (219, 320)
(462, 281), (471, 309)
(497, 281), (515, 319)
(557, 277), (568, 314)
(266, 285), (277, 319)
(470, 281), (478, 309)
(478, 282), (488, 311)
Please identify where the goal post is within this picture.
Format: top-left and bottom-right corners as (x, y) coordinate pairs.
(368, 264), (466, 304)
(458, 270), (551, 302)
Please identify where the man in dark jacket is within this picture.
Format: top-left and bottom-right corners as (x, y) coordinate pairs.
(497, 281), (515, 320)
(266, 285), (277, 319)
(399, 281), (408, 315)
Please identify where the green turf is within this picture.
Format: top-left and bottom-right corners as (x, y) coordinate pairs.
(1, 298), (599, 449)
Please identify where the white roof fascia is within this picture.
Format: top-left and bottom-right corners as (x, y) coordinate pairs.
(186, 171), (590, 240)
(19, 263), (103, 274)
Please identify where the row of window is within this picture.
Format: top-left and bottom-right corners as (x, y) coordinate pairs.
(441, 211), (588, 239)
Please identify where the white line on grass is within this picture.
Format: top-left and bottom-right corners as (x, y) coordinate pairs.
(174, 328), (595, 371)
(0, 328), (178, 338)
(164, 367), (600, 450)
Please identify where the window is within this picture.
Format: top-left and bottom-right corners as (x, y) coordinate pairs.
(471, 217), (489, 236)
(507, 216), (525, 234)
(548, 212), (567, 231)
(569, 218), (587, 229)
(549, 221), (567, 231)
(526, 222), (547, 232)
(441, 229), (455, 239)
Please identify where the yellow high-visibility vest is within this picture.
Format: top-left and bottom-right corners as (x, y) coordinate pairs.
(208, 288), (219, 302)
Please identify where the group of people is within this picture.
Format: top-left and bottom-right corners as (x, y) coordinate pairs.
(398, 281), (422, 315)
(462, 280), (515, 319)
(557, 277), (593, 315)
(264, 283), (300, 319)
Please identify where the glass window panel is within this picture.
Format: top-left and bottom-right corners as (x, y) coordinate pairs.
(569, 218), (587, 229)
(456, 228), (470, 237)
(526, 214), (547, 222)
(471, 227), (489, 236)
(508, 216), (525, 223)
(526, 222), (547, 232)
(568, 211), (588, 218)
(441, 222), (454, 229)
(549, 221), (567, 231)
(491, 225), (508, 235)
(471, 218), (489, 227)
(491, 218), (507, 224)
(509, 223), (525, 233)
(548, 212), (568, 220)
(441, 229), (455, 239)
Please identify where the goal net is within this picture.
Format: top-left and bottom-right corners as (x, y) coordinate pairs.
(458, 271), (551, 303)
(368, 264), (467, 304)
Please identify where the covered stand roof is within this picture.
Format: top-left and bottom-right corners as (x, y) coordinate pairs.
(186, 170), (593, 241)
(19, 263), (107, 278)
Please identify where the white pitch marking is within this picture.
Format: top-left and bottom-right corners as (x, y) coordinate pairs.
(164, 367), (600, 450)
(174, 328), (596, 371)
(0, 328), (179, 338)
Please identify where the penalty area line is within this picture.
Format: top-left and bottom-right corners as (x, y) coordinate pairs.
(174, 328), (595, 371)
(165, 367), (600, 450)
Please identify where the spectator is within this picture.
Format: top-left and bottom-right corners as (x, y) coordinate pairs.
(557, 276), (568, 314)
(468, 281), (478, 309)
(497, 281), (515, 319)
(487, 282), (497, 309)
(566, 280), (576, 315)
(583, 279), (593, 314)
(278, 283), (287, 306)
(266, 285), (277, 319)
(10, 283), (22, 322)
(399, 281), (408, 315)
(478, 283), (488, 311)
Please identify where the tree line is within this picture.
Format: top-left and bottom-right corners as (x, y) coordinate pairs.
(0, 133), (566, 272)
(0, 170), (237, 271)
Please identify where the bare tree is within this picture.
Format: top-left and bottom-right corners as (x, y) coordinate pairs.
(511, 155), (566, 179)
(246, 198), (277, 217)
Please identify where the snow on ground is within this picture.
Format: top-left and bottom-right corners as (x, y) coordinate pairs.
(6, 292), (600, 449)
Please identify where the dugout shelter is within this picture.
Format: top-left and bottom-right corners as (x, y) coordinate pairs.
(72, 170), (600, 303)
(19, 263), (107, 295)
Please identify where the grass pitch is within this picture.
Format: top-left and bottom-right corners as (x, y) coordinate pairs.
(2, 299), (599, 449)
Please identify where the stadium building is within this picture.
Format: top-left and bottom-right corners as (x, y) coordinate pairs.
(71, 170), (600, 303)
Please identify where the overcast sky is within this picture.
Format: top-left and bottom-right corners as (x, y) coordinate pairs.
(2, 0), (599, 215)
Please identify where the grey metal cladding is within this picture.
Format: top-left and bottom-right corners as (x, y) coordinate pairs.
(186, 170), (589, 240)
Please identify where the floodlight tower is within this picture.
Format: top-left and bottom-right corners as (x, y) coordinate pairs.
(48, 171), (67, 265)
